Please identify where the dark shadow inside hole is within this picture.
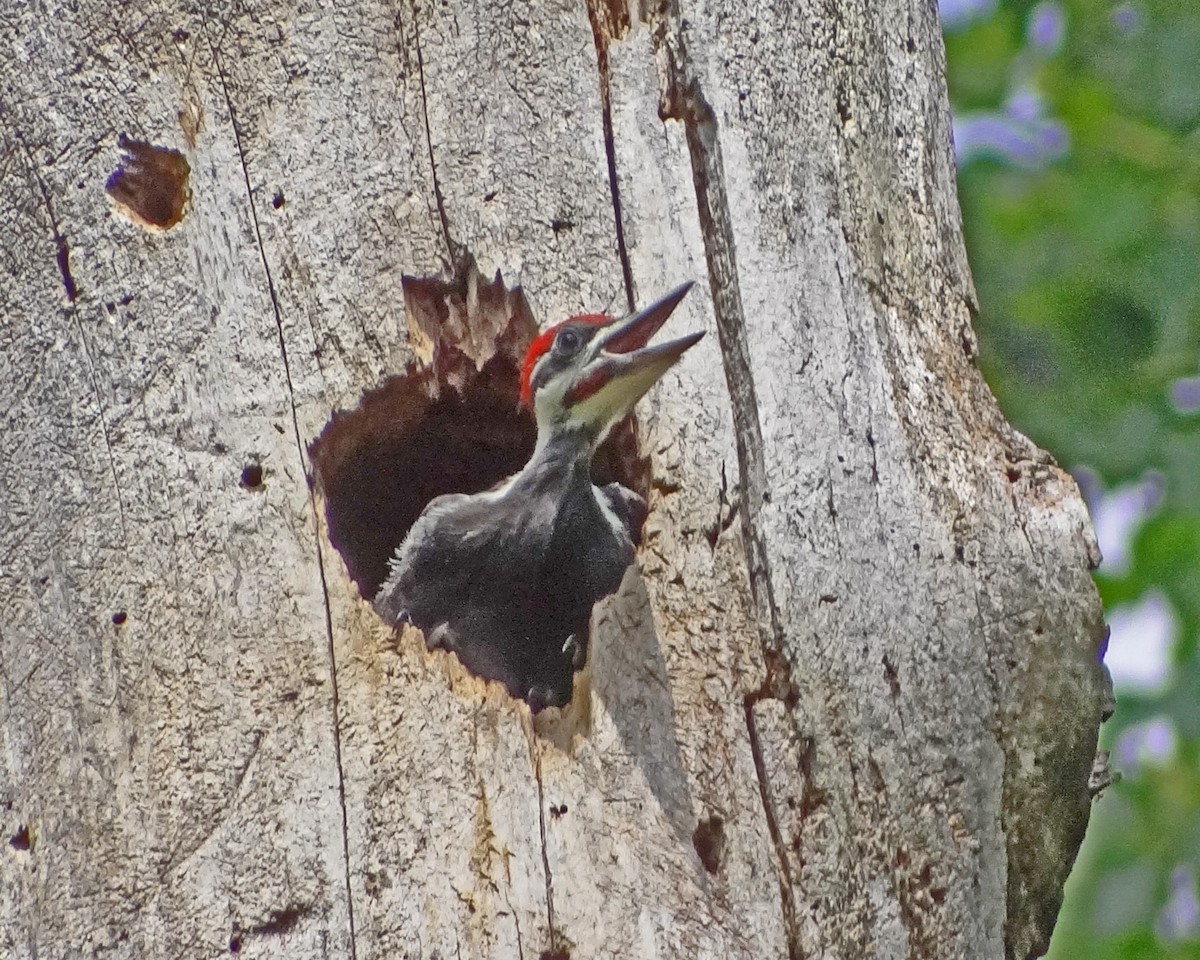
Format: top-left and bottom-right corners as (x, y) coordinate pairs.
(8, 824), (31, 851)
(311, 347), (648, 605)
(240, 463), (264, 490)
(692, 814), (725, 874)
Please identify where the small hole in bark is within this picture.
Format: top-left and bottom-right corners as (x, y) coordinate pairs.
(539, 951), (570, 960)
(9, 824), (31, 851)
(228, 936), (241, 953)
(240, 463), (265, 490)
(692, 815), (725, 874)
(272, 191), (285, 209)
(1006, 467), (1021, 483)
(254, 906), (305, 936)
(310, 260), (649, 711)
(112, 611), (127, 626)
(106, 134), (190, 230)
(931, 887), (947, 905)
(55, 236), (77, 302)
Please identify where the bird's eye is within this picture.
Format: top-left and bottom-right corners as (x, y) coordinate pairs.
(554, 327), (581, 355)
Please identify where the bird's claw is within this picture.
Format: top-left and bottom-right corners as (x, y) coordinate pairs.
(526, 684), (568, 714)
(426, 622), (455, 651)
(561, 634), (585, 669)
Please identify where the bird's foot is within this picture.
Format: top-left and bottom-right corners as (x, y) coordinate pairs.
(425, 622), (456, 651)
(526, 684), (569, 714)
(561, 634), (586, 670)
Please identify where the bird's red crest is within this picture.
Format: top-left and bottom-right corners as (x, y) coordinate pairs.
(519, 314), (610, 408)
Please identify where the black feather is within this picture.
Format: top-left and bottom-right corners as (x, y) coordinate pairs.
(375, 431), (637, 709)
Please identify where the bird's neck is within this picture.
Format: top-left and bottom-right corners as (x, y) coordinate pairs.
(522, 423), (596, 491)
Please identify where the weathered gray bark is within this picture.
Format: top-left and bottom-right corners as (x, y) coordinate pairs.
(0, 1), (1108, 959)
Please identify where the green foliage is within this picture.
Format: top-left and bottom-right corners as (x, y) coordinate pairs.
(945, 1), (1200, 956)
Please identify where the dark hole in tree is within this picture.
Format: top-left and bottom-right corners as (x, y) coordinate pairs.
(256, 907), (305, 937)
(105, 134), (190, 230)
(112, 610), (127, 626)
(240, 463), (264, 490)
(692, 814), (725, 874)
(8, 824), (31, 851)
(228, 936), (241, 953)
(310, 262), (648, 616)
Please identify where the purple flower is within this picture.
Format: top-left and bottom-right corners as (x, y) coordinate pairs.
(1028, 2), (1066, 54)
(939, 0), (998, 30)
(1171, 376), (1200, 414)
(1007, 89), (1043, 124)
(1114, 717), (1176, 774)
(1113, 4), (1143, 35)
(1157, 867), (1200, 943)
(952, 111), (1070, 168)
(1104, 592), (1175, 695)
(1082, 471), (1164, 575)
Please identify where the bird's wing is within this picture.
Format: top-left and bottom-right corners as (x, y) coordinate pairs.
(376, 490), (545, 622)
(374, 492), (476, 625)
(597, 482), (648, 545)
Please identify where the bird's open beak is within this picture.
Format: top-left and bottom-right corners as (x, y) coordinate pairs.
(565, 282), (704, 419)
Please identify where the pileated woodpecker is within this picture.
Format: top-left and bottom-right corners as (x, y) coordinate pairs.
(375, 282), (702, 711)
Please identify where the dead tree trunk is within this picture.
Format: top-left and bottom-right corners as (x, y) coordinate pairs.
(0, 1), (1109, 958)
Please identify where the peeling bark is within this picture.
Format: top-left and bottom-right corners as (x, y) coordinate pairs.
(0, 1), (1107, 959)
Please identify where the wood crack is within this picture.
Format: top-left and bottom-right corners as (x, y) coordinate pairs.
(651, 10), (786, 660)
(651, 9), (803, 957)
(532, 745), (559, 953)
(17, 134), (128, 535)
(585, 0), (635, 313)
(208, 31), (358, 960)
(743, 693), (803, 960)
(18, 135), (78, 303)
(412, 4), (460, 265)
